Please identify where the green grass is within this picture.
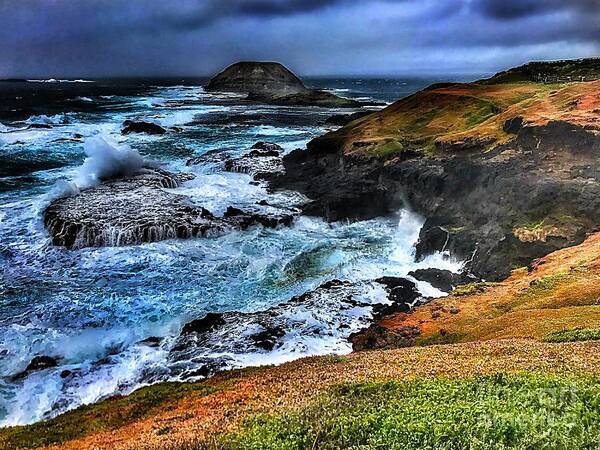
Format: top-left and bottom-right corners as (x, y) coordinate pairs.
(544, 328), (600, 343)
(0, 382), (216, 450)
(205, 373), (600, 450)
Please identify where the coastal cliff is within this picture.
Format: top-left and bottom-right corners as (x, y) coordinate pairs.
(274, 58), (600, 280)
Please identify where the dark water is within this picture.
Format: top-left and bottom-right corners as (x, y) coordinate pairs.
(0, 77), (464, 426)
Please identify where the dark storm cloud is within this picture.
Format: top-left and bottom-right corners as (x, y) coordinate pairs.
(476, 0), (600, 20)
(0, 0), (597, 78)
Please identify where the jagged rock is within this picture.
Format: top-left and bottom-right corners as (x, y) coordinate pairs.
(170, 279), (385, 379)
(373, 277), (421, 316)
(249, 326), (286, 351)
(121, 120), (167, 135)
(408, 268), (475, 293)
(248, 141), (282, 157)
(181, 313), (226, 335)
(186, 148), (232, 166)
(223, 206), (295, 229)
(43, 168), (225, 249)
(224, 142), (285, 180)
(25, 355), (59, 372)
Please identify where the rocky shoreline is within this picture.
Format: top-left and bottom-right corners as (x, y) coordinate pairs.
(272, 79), (600, 280)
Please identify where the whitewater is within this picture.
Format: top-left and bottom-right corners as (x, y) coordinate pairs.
(0, 80), (462, 426)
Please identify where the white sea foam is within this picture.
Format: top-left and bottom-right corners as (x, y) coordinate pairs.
(75, 135), (146, 188)
(25, 114), (70, 126)
(27, 79), (95, 83)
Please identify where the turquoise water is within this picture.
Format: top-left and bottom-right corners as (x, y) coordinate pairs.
(0, 80), (462, 425)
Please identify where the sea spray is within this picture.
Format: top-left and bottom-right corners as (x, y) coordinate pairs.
(75, 135), (147, 187)
(46, 134), (150, 201)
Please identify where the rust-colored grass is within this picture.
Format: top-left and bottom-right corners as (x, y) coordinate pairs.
(321, 80), (600, 156)
(2, 340), (599, 450)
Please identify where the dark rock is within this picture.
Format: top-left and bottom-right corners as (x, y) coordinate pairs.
(206, 61), (374, 108)
(186, 148), (232, 166)
(272, 119), (600, 281)
(43, 168), (224, 249)
(503, 116), (524, 134)
(249, 326), (286, 351)
(223, 206), (295, 229)
(121, 120), (167, 135)
(373, 277), (421, 316)
(408, 268), (475, 293)
(224, 144), (285, 181)
(28, 123), (53, 129)
(181, 312), (226, 335)
(415, 225), (449, 260)
(138, 336), (163, 347)
(324, 111), (373, 126)
(25, 355), (58, 372)
(206, 61), (309, 97)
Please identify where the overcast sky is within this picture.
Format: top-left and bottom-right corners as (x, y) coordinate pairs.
(0, 0), (598, 78)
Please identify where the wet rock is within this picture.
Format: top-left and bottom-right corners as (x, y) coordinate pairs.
(28, 123), (53, 129)
(25, 355), (59, 372)
(249, 326), (286, 351)
(186, 148), (232, 166)
(408, 268), (475, 293)
(181, 312), (226, 335)
(13, 355), (60, 379)
(121, 120), (166, 135)
(170, 279), (386, 379)
(223, 206), (295, 229)
(224, 143), (285, 181)
(43, 168), (224, 249)
(373, 277), (421, 315)
(138, 336), (163, 347)
(248, 141), (282, 157)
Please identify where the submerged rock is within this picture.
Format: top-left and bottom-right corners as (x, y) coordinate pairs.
(121, 120), (167, 135)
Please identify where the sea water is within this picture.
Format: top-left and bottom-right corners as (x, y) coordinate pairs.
(0, 78), (464, 426)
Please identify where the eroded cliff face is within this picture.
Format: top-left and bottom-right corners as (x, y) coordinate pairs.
(274, 76), (600, 281)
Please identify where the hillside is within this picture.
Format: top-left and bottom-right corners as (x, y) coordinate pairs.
(276, 60), (600, 280)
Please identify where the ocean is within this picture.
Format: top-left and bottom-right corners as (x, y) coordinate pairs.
(0, 76), (473, 426)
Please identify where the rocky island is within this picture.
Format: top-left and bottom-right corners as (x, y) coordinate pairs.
(206, 61), (371, 108)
